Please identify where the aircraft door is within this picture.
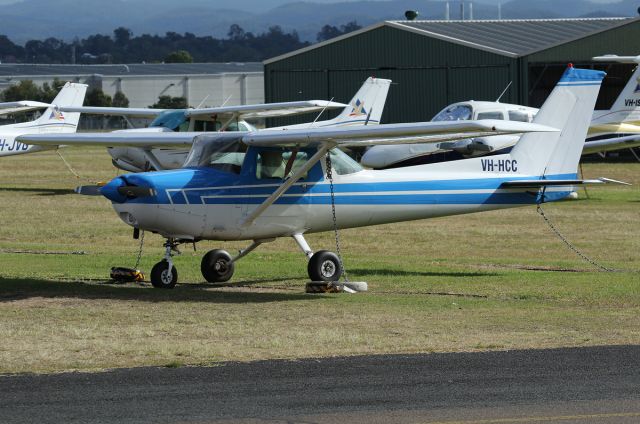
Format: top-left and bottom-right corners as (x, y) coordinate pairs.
(238, 146), (319, 232)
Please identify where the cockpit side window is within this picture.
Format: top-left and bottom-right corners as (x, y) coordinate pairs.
(432, 104), (473, 121)
(508, 110), (531, 122)
(476, 111), (505, 120)
(256, 148), (309, 180)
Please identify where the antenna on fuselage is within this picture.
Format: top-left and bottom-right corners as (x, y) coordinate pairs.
(496, 81), (513, 103)
(308, 97), (335, 128)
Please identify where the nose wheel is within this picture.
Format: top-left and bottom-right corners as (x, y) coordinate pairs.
(150, 238), (180, 289)
(150, 260), (178, 289)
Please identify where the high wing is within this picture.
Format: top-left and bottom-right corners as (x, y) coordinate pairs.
(582, 134), (640, 155)
(18, 120), (558, 149)
(0, 100), (52, 115)
(58, 100), (347, 121)
(183, 100), (348, 120)
(17, 131), (200, 148)
(59, 106), (166, 118)
(242, 120), (559, 147)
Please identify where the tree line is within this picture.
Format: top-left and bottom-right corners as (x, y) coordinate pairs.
(0, 22), (361, 64)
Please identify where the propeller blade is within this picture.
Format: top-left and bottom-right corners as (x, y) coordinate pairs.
(75, 185), (103, 196)
(117, 186), (156, 198)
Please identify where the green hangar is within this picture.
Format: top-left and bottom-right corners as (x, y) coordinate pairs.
(264, 18), (640, 125)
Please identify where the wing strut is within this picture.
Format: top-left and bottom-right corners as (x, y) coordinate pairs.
(142, 148), (165, 171)
(240, 143), (334, 227)
(219, 112), (239, 131)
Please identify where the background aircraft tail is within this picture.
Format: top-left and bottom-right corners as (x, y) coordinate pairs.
(330, 77), (391, 126)
(605, 64), (640, 124)
(34, 82), (87, 131)
(510, 66), (605, 176)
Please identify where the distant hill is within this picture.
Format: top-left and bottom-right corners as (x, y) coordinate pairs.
(0, 0), (637, 43)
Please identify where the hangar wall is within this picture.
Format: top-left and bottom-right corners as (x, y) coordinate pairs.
(265, 25), (519, 126)
(265, 19), (640, 126)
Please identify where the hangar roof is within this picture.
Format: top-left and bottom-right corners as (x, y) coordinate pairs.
(0, 62), (263, 77)
(265, 18), (638, 63)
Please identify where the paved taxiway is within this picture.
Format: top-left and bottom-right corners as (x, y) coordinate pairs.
(1, 345), (639, 423)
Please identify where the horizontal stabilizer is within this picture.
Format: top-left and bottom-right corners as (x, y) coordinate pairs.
(501, 177), (631, 188)
(0, 100), (52, 115)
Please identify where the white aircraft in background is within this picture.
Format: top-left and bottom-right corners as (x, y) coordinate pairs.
(16, 77), (390, 172)
(22, 66), (621, 289)
(0, 82), (87, 157)
(362, 56), (640, 169)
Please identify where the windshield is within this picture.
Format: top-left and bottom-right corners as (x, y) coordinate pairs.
(183, 136), (247, 173)
(431, 104), (472, 122)
(328, 148), (363, 175)
(150, 110), (189, 131)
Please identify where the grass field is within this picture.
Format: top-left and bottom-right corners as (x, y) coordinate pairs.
(0, 147), (639, 374)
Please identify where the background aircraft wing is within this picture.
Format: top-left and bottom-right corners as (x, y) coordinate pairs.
(16, 131), (204, 148)
(59, 106), (167, 118)
(242, 120), (559, 147)
(592, 55), (640, 64)
(0, 100), (52, 115)
(184, 100), (348, 120)
(582, 134), (640, 155)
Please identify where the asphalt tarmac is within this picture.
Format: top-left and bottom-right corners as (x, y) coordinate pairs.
(1, 345), (639, 423)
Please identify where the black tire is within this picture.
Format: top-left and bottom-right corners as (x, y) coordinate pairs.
(308, 250), (342, 282)
(150, 260), (178, 289)
(201, 249), (235, 283)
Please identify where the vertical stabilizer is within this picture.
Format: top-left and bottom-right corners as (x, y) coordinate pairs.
(34, 82), (87, 131)
(331, 77), (391, 126)
(510, 66), (605, 177)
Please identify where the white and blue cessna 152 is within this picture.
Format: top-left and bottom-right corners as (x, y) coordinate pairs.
(0, 83), (87, 157)
(22, 66), (617, 289)
(362, 55), (640, 169)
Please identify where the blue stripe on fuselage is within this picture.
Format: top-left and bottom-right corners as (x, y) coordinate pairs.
(127, 170), (576, 206)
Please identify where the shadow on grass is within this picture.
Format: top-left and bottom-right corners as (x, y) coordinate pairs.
(0, 187), (74, 196)
(0, 277), (316, 304)
(348, 268), (499, 278)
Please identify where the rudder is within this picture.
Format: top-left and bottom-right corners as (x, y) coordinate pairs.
(510, 66), (605, 177)
(35, 82), (87, 131)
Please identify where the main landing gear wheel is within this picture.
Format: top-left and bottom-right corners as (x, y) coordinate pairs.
(308, 250), (342, 282)
(150, 260), (178, 289)
(201, 249), (235, 283)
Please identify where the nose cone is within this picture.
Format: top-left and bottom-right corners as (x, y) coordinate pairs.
(101, 176), (128, 203)
(101, 174), (157, 203)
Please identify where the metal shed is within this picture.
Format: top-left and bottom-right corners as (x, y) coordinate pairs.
(0, 62), (264, 108)
(264, 18), (640, 125)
